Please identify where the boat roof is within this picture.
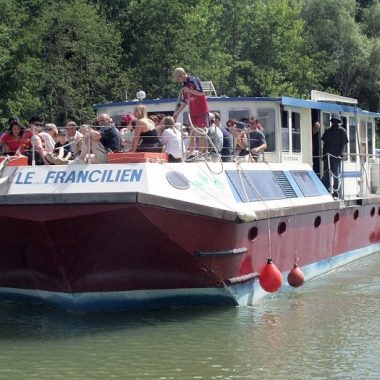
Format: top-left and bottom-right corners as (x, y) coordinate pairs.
(94, 96), (380, 118)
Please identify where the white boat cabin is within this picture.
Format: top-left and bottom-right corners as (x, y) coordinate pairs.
(95, 91), (380, 198)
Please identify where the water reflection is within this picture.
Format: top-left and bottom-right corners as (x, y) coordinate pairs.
(0, 252), (378, 380)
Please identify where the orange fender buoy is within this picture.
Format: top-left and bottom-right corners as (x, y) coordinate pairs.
(287, 264), (305, 288)
(259, 258), (283, 293)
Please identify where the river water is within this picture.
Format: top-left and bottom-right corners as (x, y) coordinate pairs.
(0, 253), (379, 380)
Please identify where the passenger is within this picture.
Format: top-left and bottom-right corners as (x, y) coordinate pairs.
(159, 116), (183, 162)
(131, 105), (161, 152)
(54, 129), (73, 160)
(247, 118), (267, 162)
(256, 119), (264, 131)
(92, 113), (121, 152)
(226, 119), (237, 134)
(40, 123), (58, 153)
(233, 122), (249, 158)
(172, 67), (209, 155)
(213, 112), (233, 162)
(0, 119), (25, 156)
(321, 114), (348, 198)
(119, 114), (136, 152)
(66, 121), (83, 157)
(207, 113), (223, 156)
(22, 117), (47, 165)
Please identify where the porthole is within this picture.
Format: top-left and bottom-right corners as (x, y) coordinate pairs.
(165, 171), (190, 190)
(314, 216), (321, 228)
(278, 222), (286, 236)
(248, 226), (258, 241)
(334, 213), (340, 224)
(370, 207), (375, 217)
(353, 209), (359, 220)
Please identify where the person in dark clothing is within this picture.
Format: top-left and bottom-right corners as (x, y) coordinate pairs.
(132, 104), (161, 152)
(213, 112), (233, 162)
(54, 128), (73, 159)
(321, 114), (348, 198)
(247, 118), (267, 162)
(95, 113), (121, 152)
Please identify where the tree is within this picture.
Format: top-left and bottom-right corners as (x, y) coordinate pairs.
(300, 0), (380, 109)
(228, 0), (324, 98)
(0, 0), (128, 125)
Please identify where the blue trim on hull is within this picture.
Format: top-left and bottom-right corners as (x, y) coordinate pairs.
(0, 287), (236, 313)
(228, 243), (380, 306)
(0, 244), (378, 312)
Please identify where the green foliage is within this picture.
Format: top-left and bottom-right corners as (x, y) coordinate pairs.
(0, 0), (379, 129)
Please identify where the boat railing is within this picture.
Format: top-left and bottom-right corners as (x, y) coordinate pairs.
(321, 152), (380, 199)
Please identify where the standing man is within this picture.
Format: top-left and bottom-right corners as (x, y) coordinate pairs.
(321, 113), (348, 198)
(207, 112), (223, 156)
(247, 118), (267, 162)
(213, 112), (233, 162)
(172, 67), (209, 154)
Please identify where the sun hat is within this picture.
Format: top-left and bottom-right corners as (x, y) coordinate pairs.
(330, 113), (341, 123)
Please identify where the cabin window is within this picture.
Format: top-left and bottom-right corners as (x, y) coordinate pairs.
(341, 116), (348, 160)
(367, 122), (373, 158)
(349, 117), (357, 162)
(360, 120), (367, 163)
(322, 112), (330, 130)
(257, 107), (275, 152)
(341, 116), (347, 130)
(183, 111), (189, 125)
(281, 110), (289, 152)
(291, 112), (301, 153)
(228, 109), (250, 122)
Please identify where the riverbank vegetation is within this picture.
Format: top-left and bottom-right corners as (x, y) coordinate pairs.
(0, 0), (379, 143)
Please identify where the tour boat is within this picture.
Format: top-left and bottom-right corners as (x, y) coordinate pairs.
(0, 90), (379, 312)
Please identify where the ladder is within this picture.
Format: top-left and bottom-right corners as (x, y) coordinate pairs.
(201, 81), (217, 97)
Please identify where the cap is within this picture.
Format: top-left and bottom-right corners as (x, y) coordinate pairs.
(58, 128), (66, 136)
(236, 121), (245, 129)
(173, 67), (186, 81)
(209, 112), (215, 121)
(66, 122), (77, 128)
(330, 113), (341, 123)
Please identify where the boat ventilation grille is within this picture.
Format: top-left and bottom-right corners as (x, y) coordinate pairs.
(273, 171), (297, 198)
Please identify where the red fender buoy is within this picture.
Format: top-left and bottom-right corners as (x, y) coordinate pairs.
(287, 264), (305, 288)
(259, 258), (283, 293)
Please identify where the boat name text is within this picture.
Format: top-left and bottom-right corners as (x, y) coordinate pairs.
(14, 169), (143, 184)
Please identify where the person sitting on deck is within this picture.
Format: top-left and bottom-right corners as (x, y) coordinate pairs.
(66, 121), (83, 157)
(0, 119), (25, 156)
(22, 117), (49, 165)
(69, 114), (120, 164)
(40, 123), (58, 154)
(158, 116), (183, 162)
(54, 128), (73, 160)
(119, 113), (136, 152)
(93, 113), (121, 153)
